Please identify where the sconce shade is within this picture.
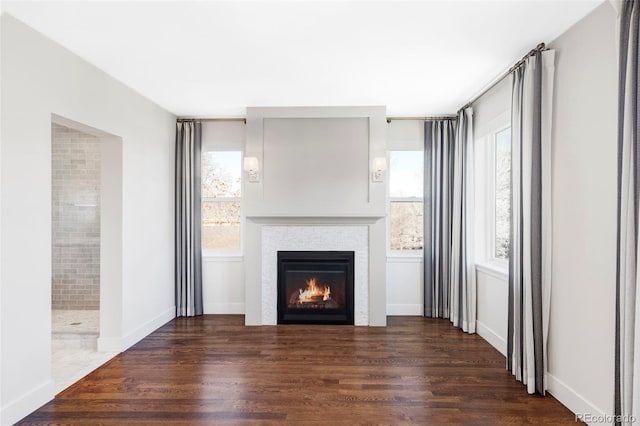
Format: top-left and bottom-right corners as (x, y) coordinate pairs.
(244, 156), (259, 172)
(243, 157), (260, 183)
(372, 157), (387, 183)
(373, 157), (387, 172)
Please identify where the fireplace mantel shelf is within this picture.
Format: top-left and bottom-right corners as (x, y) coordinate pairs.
(246, 215), (385, 225)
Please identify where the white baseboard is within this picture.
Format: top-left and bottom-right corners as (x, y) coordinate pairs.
(474, 323), (606, 425)
(386, 304), (423, 316)
(53, 351), (118, 395)
(1, 379), (54, 426)
(204, 302), (245, 314)
(476, 320), (507, 356)
(547, 373), (607, 426)
(122, 306), (175, 351)
(99, 306), (175, 352)
(97, 336), (123, 353)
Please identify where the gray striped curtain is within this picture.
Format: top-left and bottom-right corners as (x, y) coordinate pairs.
(424, 119), (456, 319)
(507, 49), (554, 395)
(424, 113), (476, 333)
(450, 108), (476, 333)
(615, 1), (640, 424)
(175, 121), (203, 317)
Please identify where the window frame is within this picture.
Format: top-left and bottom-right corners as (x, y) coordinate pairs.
(387, 150), (424, 257)
(485, 124), (511, 267)
(201, 150), (244, 257)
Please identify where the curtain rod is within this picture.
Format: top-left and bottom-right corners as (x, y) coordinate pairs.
(179, 116), (458, 124)
(177, 117), (247, 124)
(386, 115), (457, 123)
(462, 42), (546, 110)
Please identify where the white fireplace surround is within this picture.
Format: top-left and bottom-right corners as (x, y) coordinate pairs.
(244, 216), (387, 326)
(261, 225), (369, 325)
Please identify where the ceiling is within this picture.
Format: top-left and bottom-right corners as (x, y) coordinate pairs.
(2, 0), (604, 117)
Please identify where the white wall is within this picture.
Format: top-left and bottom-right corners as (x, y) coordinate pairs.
(386, 258), (423, 315)
(0, 14), (176, 424)
(201, 121), (246, 314)
(475, 266), (508, 355)
(472, 76), (511, 354)
(547, 3), (617, 419)
(386, 119), (424, 315)
(203, 257), (245, 314)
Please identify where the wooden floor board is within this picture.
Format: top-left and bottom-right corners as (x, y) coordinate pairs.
(19, 315), (581, 425)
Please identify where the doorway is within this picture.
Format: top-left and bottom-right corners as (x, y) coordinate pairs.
(50, 115), (122, 393)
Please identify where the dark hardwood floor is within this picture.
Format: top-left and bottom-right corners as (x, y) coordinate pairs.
(21, 315), (580, 425)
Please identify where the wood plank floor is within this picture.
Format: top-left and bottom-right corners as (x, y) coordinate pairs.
(20, 315), (581, 425)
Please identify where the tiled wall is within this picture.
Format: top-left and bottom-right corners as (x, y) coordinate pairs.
(51, 123), (100, 310)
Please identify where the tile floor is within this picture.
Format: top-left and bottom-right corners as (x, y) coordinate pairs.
(51, 310), (117, 395)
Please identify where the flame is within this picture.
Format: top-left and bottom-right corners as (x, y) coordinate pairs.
(298, 277), (331, 303)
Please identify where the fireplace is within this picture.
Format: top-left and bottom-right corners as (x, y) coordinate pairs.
(277, 251), (354, 325)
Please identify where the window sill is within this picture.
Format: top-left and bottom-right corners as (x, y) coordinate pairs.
(387, 253), (423, 263)
(475, 261), (508, 280)
(202, 252), (244, 262)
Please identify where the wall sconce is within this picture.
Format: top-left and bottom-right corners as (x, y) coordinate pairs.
(243, 157), (260, 182)
(372, 157), (387, 183)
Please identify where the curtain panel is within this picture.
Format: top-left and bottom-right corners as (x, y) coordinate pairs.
(450, 108), (476, 333)
(507, 49), (554, 395)
(175, 121), (204, 317)
(424, 109), (476, 333)
(615, 1), (640, 424)
(424, 119), (456, 319)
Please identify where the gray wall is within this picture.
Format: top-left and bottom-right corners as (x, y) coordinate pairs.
(547, 2), (617, 417)
(51, 123), (100, 310)
(469, 3), (618, 417)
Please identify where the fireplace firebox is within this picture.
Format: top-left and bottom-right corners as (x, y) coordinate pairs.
(277, 251), (354, 325)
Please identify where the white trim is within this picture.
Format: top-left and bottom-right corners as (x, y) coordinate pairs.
(246, 215), (384, 224)
(476, 320), (507, 356)
(488, 124), (511, 263)
(203, 254), (244, 262)
(386, 304), (423, 316)
(475, 262), (508, 280)
(99, 306), (175, 353)
(204, 303), (245, 314)
(390, 196), (423, 203)
(386, 255), (423, 263)
(201, 149), (244, 253)
(388, 149), (424, 254)
(97, 337), (123, 353)
(547, 373), (607, 426)
(475, 110), (511, 144)
(260, 225), (370, 326)
(122, 307), (175, 351)
(53, 352), (118, 395)
(202, 197), (241, 203)
(0, 379), (54, 426)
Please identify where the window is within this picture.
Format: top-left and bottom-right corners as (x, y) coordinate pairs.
(389, 151), (423, 251)
(202, 151), (242, 251)
(493, 127), (511, 260)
